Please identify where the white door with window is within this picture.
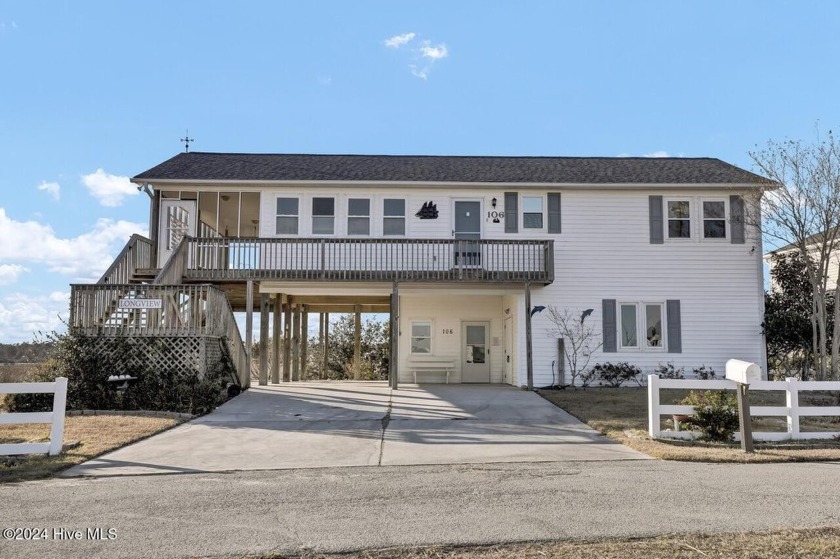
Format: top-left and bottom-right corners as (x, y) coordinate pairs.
(462, 321), (490, 383)
(454, 200), (481, 267)
(158, 200), (197, 267)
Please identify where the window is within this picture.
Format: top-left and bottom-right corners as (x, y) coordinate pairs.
(410, 321), (432, 354)
(276, 197), (299, 235)
(618, 302), (666, 351)
(348, 198), (370, 235)
(383, 199), (405, 236)
(619, 304), (638, 349)
(703, 200), (726, 239)
(667, 200), (691, 238)
(645, 303), (664, 348)
(312, 197), (335, 235)
(522, 196), (543, 229)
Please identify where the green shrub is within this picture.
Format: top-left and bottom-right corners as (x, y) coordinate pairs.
(693, 365), (717, 380)
(4, 331), (234, 415)
(680, 390), (739, 442)
(589, 362), (644, 387)
(655, 362), (685, 379)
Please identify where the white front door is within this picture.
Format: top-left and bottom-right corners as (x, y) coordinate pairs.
(504, 316), (514, 385)
(462, 321), (490, 383)
(158, 200), (197, 267)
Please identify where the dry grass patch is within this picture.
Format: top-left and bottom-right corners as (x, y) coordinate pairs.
(539, 387), (840, 463)
(258, 526), (840, 558)
(0, 415), (180, 482)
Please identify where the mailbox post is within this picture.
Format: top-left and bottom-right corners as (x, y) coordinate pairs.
(725, 359), (761, 453)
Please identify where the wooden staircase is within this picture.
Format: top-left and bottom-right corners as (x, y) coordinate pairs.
(131, 268), (160, 284)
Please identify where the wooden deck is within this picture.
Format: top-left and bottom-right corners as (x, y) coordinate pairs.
(172, 237), (555, 285)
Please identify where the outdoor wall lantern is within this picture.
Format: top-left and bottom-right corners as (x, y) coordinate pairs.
(491, 197), (497, 208)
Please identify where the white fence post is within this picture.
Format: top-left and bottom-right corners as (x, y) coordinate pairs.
(49, 377), (68, 456)
(785, 377), (800, 440)
(648, 374), (660, 438)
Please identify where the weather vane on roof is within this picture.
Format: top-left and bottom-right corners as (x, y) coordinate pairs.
(180, 129), (194, 153)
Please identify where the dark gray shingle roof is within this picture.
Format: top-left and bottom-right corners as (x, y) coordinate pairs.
(133, 152), (773, 185)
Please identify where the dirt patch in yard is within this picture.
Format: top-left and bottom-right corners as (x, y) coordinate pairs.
(0, 415), (180, 482)
(539, 386), (840, 463)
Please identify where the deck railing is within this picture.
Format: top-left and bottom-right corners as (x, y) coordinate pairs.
(69, 283), (250, 386)
(98, 234), (153, 284)
(182, 237), (554, 283)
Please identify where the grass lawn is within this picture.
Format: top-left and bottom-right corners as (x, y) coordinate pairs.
(256, 526), (840, 558)
(539, 386), (840, 462)
(0, 415), (180, 482)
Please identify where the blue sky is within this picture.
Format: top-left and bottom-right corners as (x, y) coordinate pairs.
(1, 1), (839, 342)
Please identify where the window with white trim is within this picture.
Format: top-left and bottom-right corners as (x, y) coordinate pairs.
(667, 200), (691, 239)
(702, 199), (727, 239)
(383, 198), (405, 236)
(619, 301), (666, 351)
(522, 196), (543, 229)
(348, 198), (370, 236)
(276, 197), (299, 235)
(410, 321), (432, 354)
(312, 197), (335, 235)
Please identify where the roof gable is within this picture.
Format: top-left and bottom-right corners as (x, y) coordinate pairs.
(133, 152), (773, 185)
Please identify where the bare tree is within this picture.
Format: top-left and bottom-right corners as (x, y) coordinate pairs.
(544, 306), (602, 387)
(750, 130), (840, 380)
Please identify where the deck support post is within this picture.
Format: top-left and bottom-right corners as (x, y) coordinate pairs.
(390, 282), (399, 390)
(245, 280), (254, 384)
(525, 281), (534, 391)
(323, 312), (330, 379)
(259, 293), (269, 386)
(282, 300), (292, 382)
(318, 313), (324, 378)
(301, 306), (309, 380)
(271, 294), (282, 384)
(292, 305), (301, 381)
(353, 304), (362, 380)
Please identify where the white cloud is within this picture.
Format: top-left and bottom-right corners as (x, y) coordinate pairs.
(644, 151), (671, 158)
(419, 40), (448, 60)
(81, 168), (138, 207)
(37, 180), (60, 201)
(0, 264), (28, 286)
(385, 32), (416, 48)
(0, 208), (147, 280)
(0, 291), (69, 342)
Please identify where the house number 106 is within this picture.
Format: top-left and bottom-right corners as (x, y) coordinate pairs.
(442, 328), (454, 335)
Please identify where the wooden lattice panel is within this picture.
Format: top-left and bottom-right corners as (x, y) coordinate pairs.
(83, 336), (206, 377)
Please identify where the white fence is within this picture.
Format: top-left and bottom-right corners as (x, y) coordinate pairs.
(0, 378), (68, 456)
(648, 374), (840, 441)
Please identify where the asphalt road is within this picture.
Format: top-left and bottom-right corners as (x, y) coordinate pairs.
(2, 460), (840, 558)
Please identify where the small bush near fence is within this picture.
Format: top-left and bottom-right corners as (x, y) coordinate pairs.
(587, 362), (644, 387)
(679, 390), (739, 442)
(655, 362), (685, 379)
(4, 332), (233, 415)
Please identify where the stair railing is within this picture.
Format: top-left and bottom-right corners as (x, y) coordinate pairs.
(98, 234), (153, 285)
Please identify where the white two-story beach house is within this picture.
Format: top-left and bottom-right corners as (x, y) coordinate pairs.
(69, 153), (773, 390)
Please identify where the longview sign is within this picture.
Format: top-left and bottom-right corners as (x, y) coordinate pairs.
(118, 298), (163, 309)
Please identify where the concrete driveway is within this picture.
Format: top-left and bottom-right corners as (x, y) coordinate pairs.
(64, 382), (647, 476)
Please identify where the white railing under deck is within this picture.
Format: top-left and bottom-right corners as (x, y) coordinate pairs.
(181, 237), (554, 284)
(0, 378), (68, 456)
(648, 375), (840, 441)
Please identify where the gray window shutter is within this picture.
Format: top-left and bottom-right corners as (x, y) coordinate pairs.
(730, 195), (745, 244)
(649, 195), (664, 244)
(505, 192), (518, 233)
(666, 300), (682, 353)
(547, 193), (561, 233)
(602, 299), (617, 353)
